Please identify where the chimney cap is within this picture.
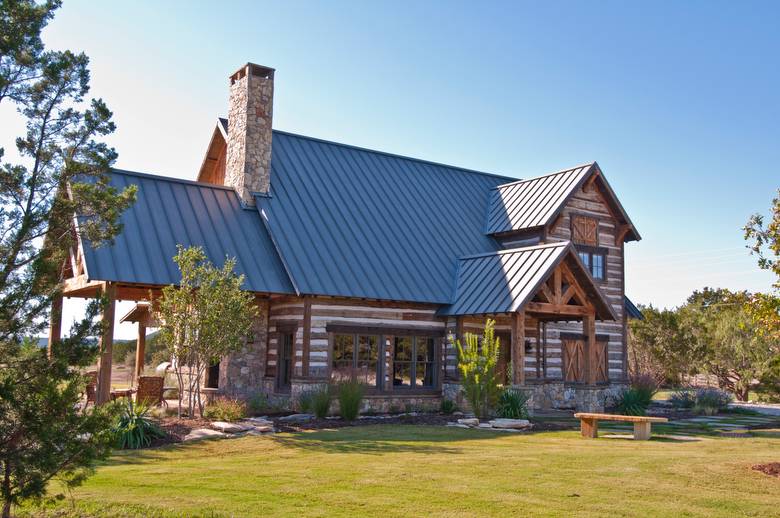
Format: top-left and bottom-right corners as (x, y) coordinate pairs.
(230, 63), (275, 84)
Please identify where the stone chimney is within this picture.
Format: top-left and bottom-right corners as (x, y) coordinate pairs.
(226, 63), (275, 205)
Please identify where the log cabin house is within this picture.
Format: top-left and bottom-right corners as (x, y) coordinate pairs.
(55, 63), (642, 412)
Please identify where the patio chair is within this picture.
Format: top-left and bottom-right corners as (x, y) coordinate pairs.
(135, 376), (166, 407)
(84, 371), (97, 408)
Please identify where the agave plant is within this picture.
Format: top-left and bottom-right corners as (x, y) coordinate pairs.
(113, 399), (166, 449)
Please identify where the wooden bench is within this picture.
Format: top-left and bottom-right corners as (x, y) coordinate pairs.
(574, 412), (669, 440)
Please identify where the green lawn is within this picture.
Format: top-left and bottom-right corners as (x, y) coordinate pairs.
(23, 425), (780, 517)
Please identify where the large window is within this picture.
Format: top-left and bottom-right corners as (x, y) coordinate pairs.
(393, 336), (436, 389)
(331, 332), (439, 391)
(332, 334), (380, 388)
(577, 246), (606, 281)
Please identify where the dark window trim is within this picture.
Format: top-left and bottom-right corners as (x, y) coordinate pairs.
(575, 244), (608, 282)
(276, 330), (295, 392)
(327, 330), (442, 394)
(326, 323), (445, 337)
(390, 336), (439, 391)
(331, 333), (383, 392)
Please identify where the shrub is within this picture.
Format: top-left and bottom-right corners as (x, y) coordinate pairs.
(310, 386), (332, 418)
(336, 380), (364, 421)
(440, 399), (458, 415)
(669, 388), (696, 409)
(113, 400), (165, 449)
(247, 393), (269, 416)
(629, 373), (659, 403)
(496, 388), (530, 419)
(616, 388), (650, 416)
(203, 397), (247, 422)
(693, 388), (732, 415)
(298, 390), (315, 413)
(456, 319), (502, 419)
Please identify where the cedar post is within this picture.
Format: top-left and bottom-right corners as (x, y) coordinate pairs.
(302, 297), (311, 377)
(584, 312), (597, 385)
(96, 282), (116, 405)
(511, 310), (525, 385)
(134, 319), (146, 381)
(48, 292), (63, 358)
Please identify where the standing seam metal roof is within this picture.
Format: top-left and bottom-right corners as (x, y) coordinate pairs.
(439, 241), (616, 318)
(257, 131), (513, 304)
(81, 169), (294, 294)
(485, 163), (594, 235)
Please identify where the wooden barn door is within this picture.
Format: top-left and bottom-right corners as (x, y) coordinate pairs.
(562, 338), (585, 383)
(593, 339), (608, 383)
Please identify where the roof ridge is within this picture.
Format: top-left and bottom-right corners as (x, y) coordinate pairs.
(269, 129), (517, 182)
(493, 162), (595, 190)
(458, 241), (570, 261)
(110, 168), (237, 192)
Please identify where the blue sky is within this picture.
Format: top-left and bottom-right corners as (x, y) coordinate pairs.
(4, 1), (778, 337)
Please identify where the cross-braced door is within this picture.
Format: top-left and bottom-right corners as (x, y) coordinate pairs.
(594, 340), (608, 383)
(562, 338), (585, 383)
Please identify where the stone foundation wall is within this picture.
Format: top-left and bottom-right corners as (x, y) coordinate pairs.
(219, 299), (270, 398)
(523, 382), (626, 413)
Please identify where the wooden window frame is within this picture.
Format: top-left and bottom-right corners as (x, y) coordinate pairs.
(391, 335), (439, 392)
(331, 333), (383, 392)
(272, 321), (298, 392)
(576, 244), (608, 282)
(326, 324), (443, 395)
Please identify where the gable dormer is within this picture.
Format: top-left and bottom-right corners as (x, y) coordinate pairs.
(485, 162), (640, 244)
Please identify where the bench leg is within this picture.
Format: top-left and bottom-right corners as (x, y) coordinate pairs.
(581, 418), (598, 439)
(633, 421), (651, 440)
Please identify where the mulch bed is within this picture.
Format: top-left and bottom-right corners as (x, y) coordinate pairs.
(752, 463), (780, 478)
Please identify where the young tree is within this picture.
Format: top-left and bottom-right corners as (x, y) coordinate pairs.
(628, 304), (702, 385)
(156, 246), (258, 418)
(0, 2), (136, 515)
(685, 288), (774, 402)
(455, 319), (502, 419)
(744, 189), (780, 341)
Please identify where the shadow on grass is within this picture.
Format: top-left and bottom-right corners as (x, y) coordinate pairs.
(269, 425), (509, 455)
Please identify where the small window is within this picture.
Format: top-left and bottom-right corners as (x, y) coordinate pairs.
(571, 215), (599, 246)
(577, 246), (606, 281)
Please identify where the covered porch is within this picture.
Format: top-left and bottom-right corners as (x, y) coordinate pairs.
(441, 241), (617, 409)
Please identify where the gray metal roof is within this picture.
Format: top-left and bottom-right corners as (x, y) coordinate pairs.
(257, 131), (513, 303)
(439, 241), (615, 318)
(625, 296), (644, 319)
(485, 163), (594, 235)
(81, 169), (294, 294)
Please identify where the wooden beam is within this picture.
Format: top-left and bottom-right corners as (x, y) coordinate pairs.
(134, 321), (146, 381)
(553, 268), (562, 303)
(615, 224), (632, 246)
(584, 312), (597, 385)
(62, 274), (102, 298)
(302, 297), (311, 377)
(511, 310), (525, 385)
(525, 301), (592, 317)
(48, 292), (63, 359)
(95, 283), (116, 405)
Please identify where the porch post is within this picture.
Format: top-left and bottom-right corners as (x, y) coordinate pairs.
(134, 319), (146, 381)
(48, 292), (63, 358)
(511, 310), (525, 385)
(584, 312), (597, 385)
(96, 282), (116, 405)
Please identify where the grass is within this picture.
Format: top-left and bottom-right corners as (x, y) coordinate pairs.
(22, 425), (780, 518)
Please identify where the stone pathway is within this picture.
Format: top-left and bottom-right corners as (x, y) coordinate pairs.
(598, 413), (780, 437)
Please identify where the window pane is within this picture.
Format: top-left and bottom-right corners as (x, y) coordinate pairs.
(357, 336), (379, 387)
(578, 251), (590, 269)
(415, 337), (434, 362)
(393, 362), (412, 387)
(333, 334), (354, 362)
(415, 362), (435, 387)
(393, 337), (413, 387)
(592, 254), (604, 279)
(394, 337), (412, 361)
